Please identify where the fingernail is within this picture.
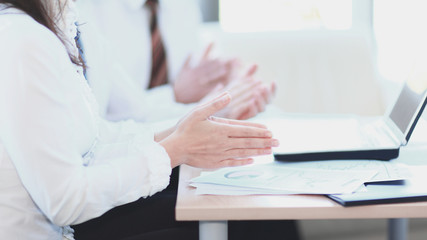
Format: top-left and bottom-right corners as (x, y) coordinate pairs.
(265, 131), (272, 138)
(272, 139), (279, 147)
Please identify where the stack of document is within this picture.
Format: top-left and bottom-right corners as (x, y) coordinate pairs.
(190, 160), (410, 196)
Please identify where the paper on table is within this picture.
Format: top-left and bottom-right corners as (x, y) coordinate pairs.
(191, 173), (370, 195)
(275, 160), (411, 182)
(191, 171), (299, 195)
(190, 164), (377, 195)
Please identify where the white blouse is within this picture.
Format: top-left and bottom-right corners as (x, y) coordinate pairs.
(0, 7), (172, 240)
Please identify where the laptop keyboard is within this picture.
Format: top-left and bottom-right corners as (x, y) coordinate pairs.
(360, 120), (397, 148)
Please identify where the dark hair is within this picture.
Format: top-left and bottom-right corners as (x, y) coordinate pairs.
(0, 0), (85, 67)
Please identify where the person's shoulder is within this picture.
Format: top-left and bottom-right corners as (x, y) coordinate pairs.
(0, 11), (64, 56)
(0, 10), (72, 82)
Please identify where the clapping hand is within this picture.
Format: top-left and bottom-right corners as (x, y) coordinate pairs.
(173, 43), (240, 104)
(160, 92), (279, 169)
(204, 64), (277, 120)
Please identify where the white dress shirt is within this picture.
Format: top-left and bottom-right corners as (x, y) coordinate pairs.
(76, 0), (201, 122)
(0, 7), (171, 240)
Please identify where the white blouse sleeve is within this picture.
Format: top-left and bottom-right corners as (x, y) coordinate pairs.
(0, 16), (171, 226)
(106, 63), (196, 123)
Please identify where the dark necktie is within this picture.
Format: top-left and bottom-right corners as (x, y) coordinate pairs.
(146, 0), (168, 89)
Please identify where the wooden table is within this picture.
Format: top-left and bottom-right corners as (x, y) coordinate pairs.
(176, 145), (427, 240)
(176, 117), (427, 240)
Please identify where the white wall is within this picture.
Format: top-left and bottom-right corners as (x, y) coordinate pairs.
(199, 24), (386, 116)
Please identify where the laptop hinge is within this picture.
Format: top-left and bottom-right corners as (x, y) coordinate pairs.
(384, 117), (407, 146)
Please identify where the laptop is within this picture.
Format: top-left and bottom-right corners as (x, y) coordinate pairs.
(270, 80), (427, 161)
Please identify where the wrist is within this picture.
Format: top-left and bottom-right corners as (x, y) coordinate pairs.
(159, 134), (184, 168)
(154, 125), (176, 142)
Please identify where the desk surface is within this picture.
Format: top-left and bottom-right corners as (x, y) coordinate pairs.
(176, 117), (427, 221)
(176, 165), (427, 222)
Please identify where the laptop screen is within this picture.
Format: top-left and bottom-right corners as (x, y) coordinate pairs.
(389, 80), (427, 142)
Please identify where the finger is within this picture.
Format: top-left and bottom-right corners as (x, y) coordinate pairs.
(224, 58), (241, 75)
(260, 84), (272, 104)
(202, 63), (228, 85)
(223, 58), (242, 85)
(237, 105), (259, 120)
(183, 55), (192, 69)
(229, 83), (261, 109)
(270, 81), (277, 96)
(258, 82), (275, 104)
(228, 78), (260, 100)
(214, 79), (261, 119)
(226, 81), (259, 108)
(254, 90), (267, 113)
(211, 83), (225, 93)
(193, 92), (231, 121)
(245, 64), (258, 77)
(201, 42), (215, 61)
(219, 124), (273, 138)
(195, 59), (228, 85)
(209, 116), (268, 129)
(224, 148), (273, 159)
(199, 83), (225, 104)
(217, 92), (257, 120)
(212, 100), (251, 120)
(226, 100), (257, 120)
(227, 137), (279, 149)
(227, 58), (242, 70)
(216, 158), (254, 168)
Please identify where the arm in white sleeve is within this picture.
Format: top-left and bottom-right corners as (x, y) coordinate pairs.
(107, 63), (196, 123)
(0, 18), (171, 226)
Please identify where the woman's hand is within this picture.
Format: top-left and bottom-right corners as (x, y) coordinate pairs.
(204, 65), (277, 120)
(173, 43), (240, 104)
(160, 92), (279, 169)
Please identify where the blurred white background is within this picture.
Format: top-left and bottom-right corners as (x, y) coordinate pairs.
(198, 0), (427, 118)
(197, 1), (427, 239)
